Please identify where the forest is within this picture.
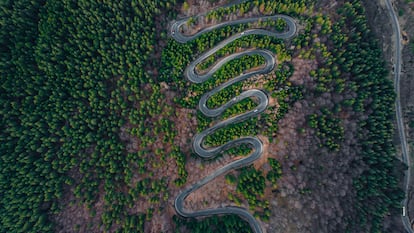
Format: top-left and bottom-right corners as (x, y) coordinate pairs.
(1, 0), (180, 232)
(0, 0), (405, 232)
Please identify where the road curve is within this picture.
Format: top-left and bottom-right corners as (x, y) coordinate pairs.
(384, 0), (413, 232)
(171, 15), (296, 43)
(171, 4), (297, 233)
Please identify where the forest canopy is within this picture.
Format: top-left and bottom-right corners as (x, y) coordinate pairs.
(0, 0), (405, 232)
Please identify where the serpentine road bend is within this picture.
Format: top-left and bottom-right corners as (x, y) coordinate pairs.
(384, 0), (413, 232)
(170, 4), (297, 233)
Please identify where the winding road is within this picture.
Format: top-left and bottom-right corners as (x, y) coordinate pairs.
(171, 5), (297, 233)
(384, 0), (413, 232)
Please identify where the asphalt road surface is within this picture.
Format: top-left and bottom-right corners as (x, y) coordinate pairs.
(384, 0), (413, 232)
(170, 4), (297, 233)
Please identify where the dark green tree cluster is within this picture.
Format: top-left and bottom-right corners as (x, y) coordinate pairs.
(1, 0), (180, 232)
(263, 85), (303, 139)
(263, 62), (294, 92)
(235, 167), (271, 220)
(266, 158), (282, 187)
(173, 214), (252, 233)
(206, 2), (252, 21)
(196, 110), (214, 132)
(205, 118), (258, 148)
(292, 19), (314, 50)
(1, 1), (63, 231)
(222, 98), (257, 118)
(128, 177), (168, 207)
(226, 144), (254, 157)
(329, 1), (404, 231)
(203, 0), (312, 20)
(274, 18), (288, 32)
(225, 173), (238, 185)
(198, 54), (265, 80)
(159, 40), (193, 88)
(307, 108), (344, 151)
(115, 214), (146, 233)
(170, 146), (188, 186)
(237, 167), (266, 209)
(309, 66), (342, 94)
